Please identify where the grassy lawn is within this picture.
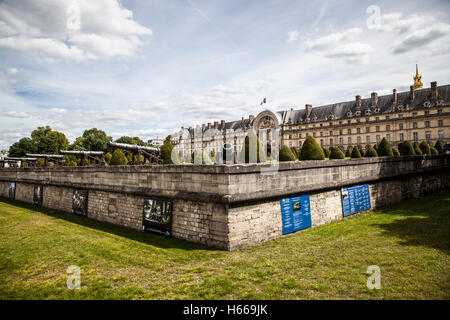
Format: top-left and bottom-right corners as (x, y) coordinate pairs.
(0, 190), (449, 300)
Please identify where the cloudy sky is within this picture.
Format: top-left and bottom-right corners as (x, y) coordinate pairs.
(1, 0), (450, 149)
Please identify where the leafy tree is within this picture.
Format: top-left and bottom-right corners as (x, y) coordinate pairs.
(329, 147), (345, 159)
(115, 136), (145, 146)
(160, 135), (174, 164)
(31, 126), (69, 154)
(8, 137), (37, 157)
(110, 149), (128, 165)
(430, 147), (438, 155)
(105, 152), (112, 165)
(72, 128), (112, 152)
(238, 129), (266, 163)
(378, 138), (393, 156)
(279, 145), (297, 161)
(300, 136), (325, 160)
(323, 148), (330, 158)
(392, 148), (400, 156)
(365, 147), (378, 157)
(419, 141), (431, 155)
(400, 141), (415, 155)
(434, 140), (443, 154)
(351, 146), (362, 158)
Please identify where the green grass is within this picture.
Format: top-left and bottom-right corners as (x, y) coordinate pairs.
(0, 190), (449, 300)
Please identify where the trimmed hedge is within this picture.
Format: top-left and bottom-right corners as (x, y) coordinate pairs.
(435, 140), (443, 154)
(323, 148), (330, 158)
(280, 145), (297, 161)
(392, 148), (400, 156)
(329, 147), (345, 159)
(400, 141), (415, 155)
(414, 147), (423, 155)
(419, 141), (431, 155)
(365, 147), (378, 157)
(291, 147), (300, 160)
(300, 136), (325, 160)
(351, 146), (362, 158)
(239, 129), (266, 163)
(378, 138), (393, 156)
(373, 144), (379, 153)
(359, 148), (365, 157)
(345, 148), (352, 158)
(430, 147), (438, 154)
(110, 149), (128, 165)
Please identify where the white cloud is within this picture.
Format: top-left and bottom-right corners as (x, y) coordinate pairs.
(47, 107), (67, 115)
(286, 30), (299, 43)
(305, 28), (362, 51)
(3, 110), (31, 118)
(0, 0), (152, 62)
(7, 67), (18, 74)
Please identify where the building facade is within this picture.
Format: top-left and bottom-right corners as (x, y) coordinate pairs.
(174, 78), (450, 159)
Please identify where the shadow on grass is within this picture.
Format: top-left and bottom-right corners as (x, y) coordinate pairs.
(371, 190), (450, 255)
(0, 197), (217, 252)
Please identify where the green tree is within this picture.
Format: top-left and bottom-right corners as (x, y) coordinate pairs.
(373, 144), (379, 153)
(430, 147), (438, 155)
(392, 148), (400, 156)
(105, 152), (112, 165)
(400, 141), (415, 155)
(31, 126), (69, 154)
(351, 146), (362, 158)
(359, 147), (365, 157)
(378, 138), (393, 156)
(110, 149), (128, 165)
(291, 147), (300, 160)
(72, 128), (112, 152)
(329, 147), (345, 159)
(300, 136), (325, 160)
(323, 148), (330, 158)
(160, 135), (174, 164)
(414, 146), (423, 155)
(419, 141), (431, 155)
(8, 137), (37, 157)
(365, 147), (378, 157)
(279, 145), (297, 161)
(434, 140), (443, 154)
(345, 147), (352, 158)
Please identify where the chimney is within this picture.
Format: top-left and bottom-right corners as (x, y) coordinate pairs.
(249, 115), (255, 125)
(370, 92), (378, 107)
(220, 120), (225, 129)
(410, 86), (415, 100)
(202, 124), (206, 131)
(393, 89), (397, 103)
(355, 95), (361, 109)
(214, 121), (219, 129)
(431, 81), (437, 99)
(207, 122), (211, 129)
(305, 104), (312, 117)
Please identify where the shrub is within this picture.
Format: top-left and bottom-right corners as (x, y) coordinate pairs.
(291, 147), (300, 160)
(419, 141), (431, 155)
(300, 136), (325, 160)
(329, 147), (345, 159)
(110, 149), (128, 165)
(435, 140), (443, 154)
(414, 147), (423, 155)
(392, 148), (400, 156)
(351, 146), (362, 158)
(337, 146), (344, 152)
(345, 147), (352, 158)
(160, 136), (174, 164)
(378, 138), (393, 156)
(400, 141), (415, 155)
(105, 152), (112, 165)
(365, 147), (378, 157)
(279, 145), (297, 161)
(430, 147), (438, 154)
(373, 144), (379, 153)
(359, 148), (365, 157)
(238, 129), (266, 163)
(323, 148), (330, 158)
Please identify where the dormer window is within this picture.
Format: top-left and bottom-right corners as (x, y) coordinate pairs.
(347, 111), (352, 117)
(374, 107), (380, 113)
(355, 110), (361, 116)
(423, 101), (431, 108)
(397, 104), (404, 111)
(365, 109), (371, 115)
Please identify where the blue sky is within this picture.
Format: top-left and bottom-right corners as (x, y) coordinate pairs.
(1, 0), (449, 149)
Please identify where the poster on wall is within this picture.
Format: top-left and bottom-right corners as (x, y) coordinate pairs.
(142, 198), (172, 236)
(33, 185), (43, 206)
(280, 194), (311, 235)
(72, 190), (88, 216)
(8, 182), (16, 199)
(341, 184), (371, 217)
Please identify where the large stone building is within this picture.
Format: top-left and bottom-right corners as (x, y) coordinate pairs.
(174, 68), (449, 159)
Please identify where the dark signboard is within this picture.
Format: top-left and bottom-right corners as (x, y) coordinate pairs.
(33, 185), (43, 206)
(280, 194), (311, 235)
(341, 184), (371, 217)
(72, 190), (88, 216)
(143, 198), (172, 236)
(8, 182), (15, 199)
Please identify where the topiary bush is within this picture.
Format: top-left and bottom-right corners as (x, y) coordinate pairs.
(378, 138), (393, 156)
(329, 147), (345, 159)
(419, 141), (431, 155)
(105, 152), (112, 165)
(392, 148), (400, 156)
(291, 147), (300, 160)
(323, 148), (330, 158)
(300, 136), (325, 160)
(279, 145), (297, 162)
(359, 148), (365, 157)
(351, 146), (362, 158)
(110, 149), (128, 165)
(373, 144), (379, 153)
(414, 147), (423, 155)
(345, 147), (352, 158)
(238, 129), (266, 163)
(435, 140), (443, 154)
(400, 141), (415, 155)
(430, 147), (438, 154)
(365, 147), (378, 157)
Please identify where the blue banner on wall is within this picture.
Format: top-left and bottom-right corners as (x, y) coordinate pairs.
(341, 184), (371, 217)
(280, 194), (311, 235)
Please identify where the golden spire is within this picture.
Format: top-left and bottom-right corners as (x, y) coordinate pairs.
(413, 63), (423, 90)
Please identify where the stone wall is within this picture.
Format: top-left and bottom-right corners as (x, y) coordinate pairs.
(0, 154), (449, 250)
